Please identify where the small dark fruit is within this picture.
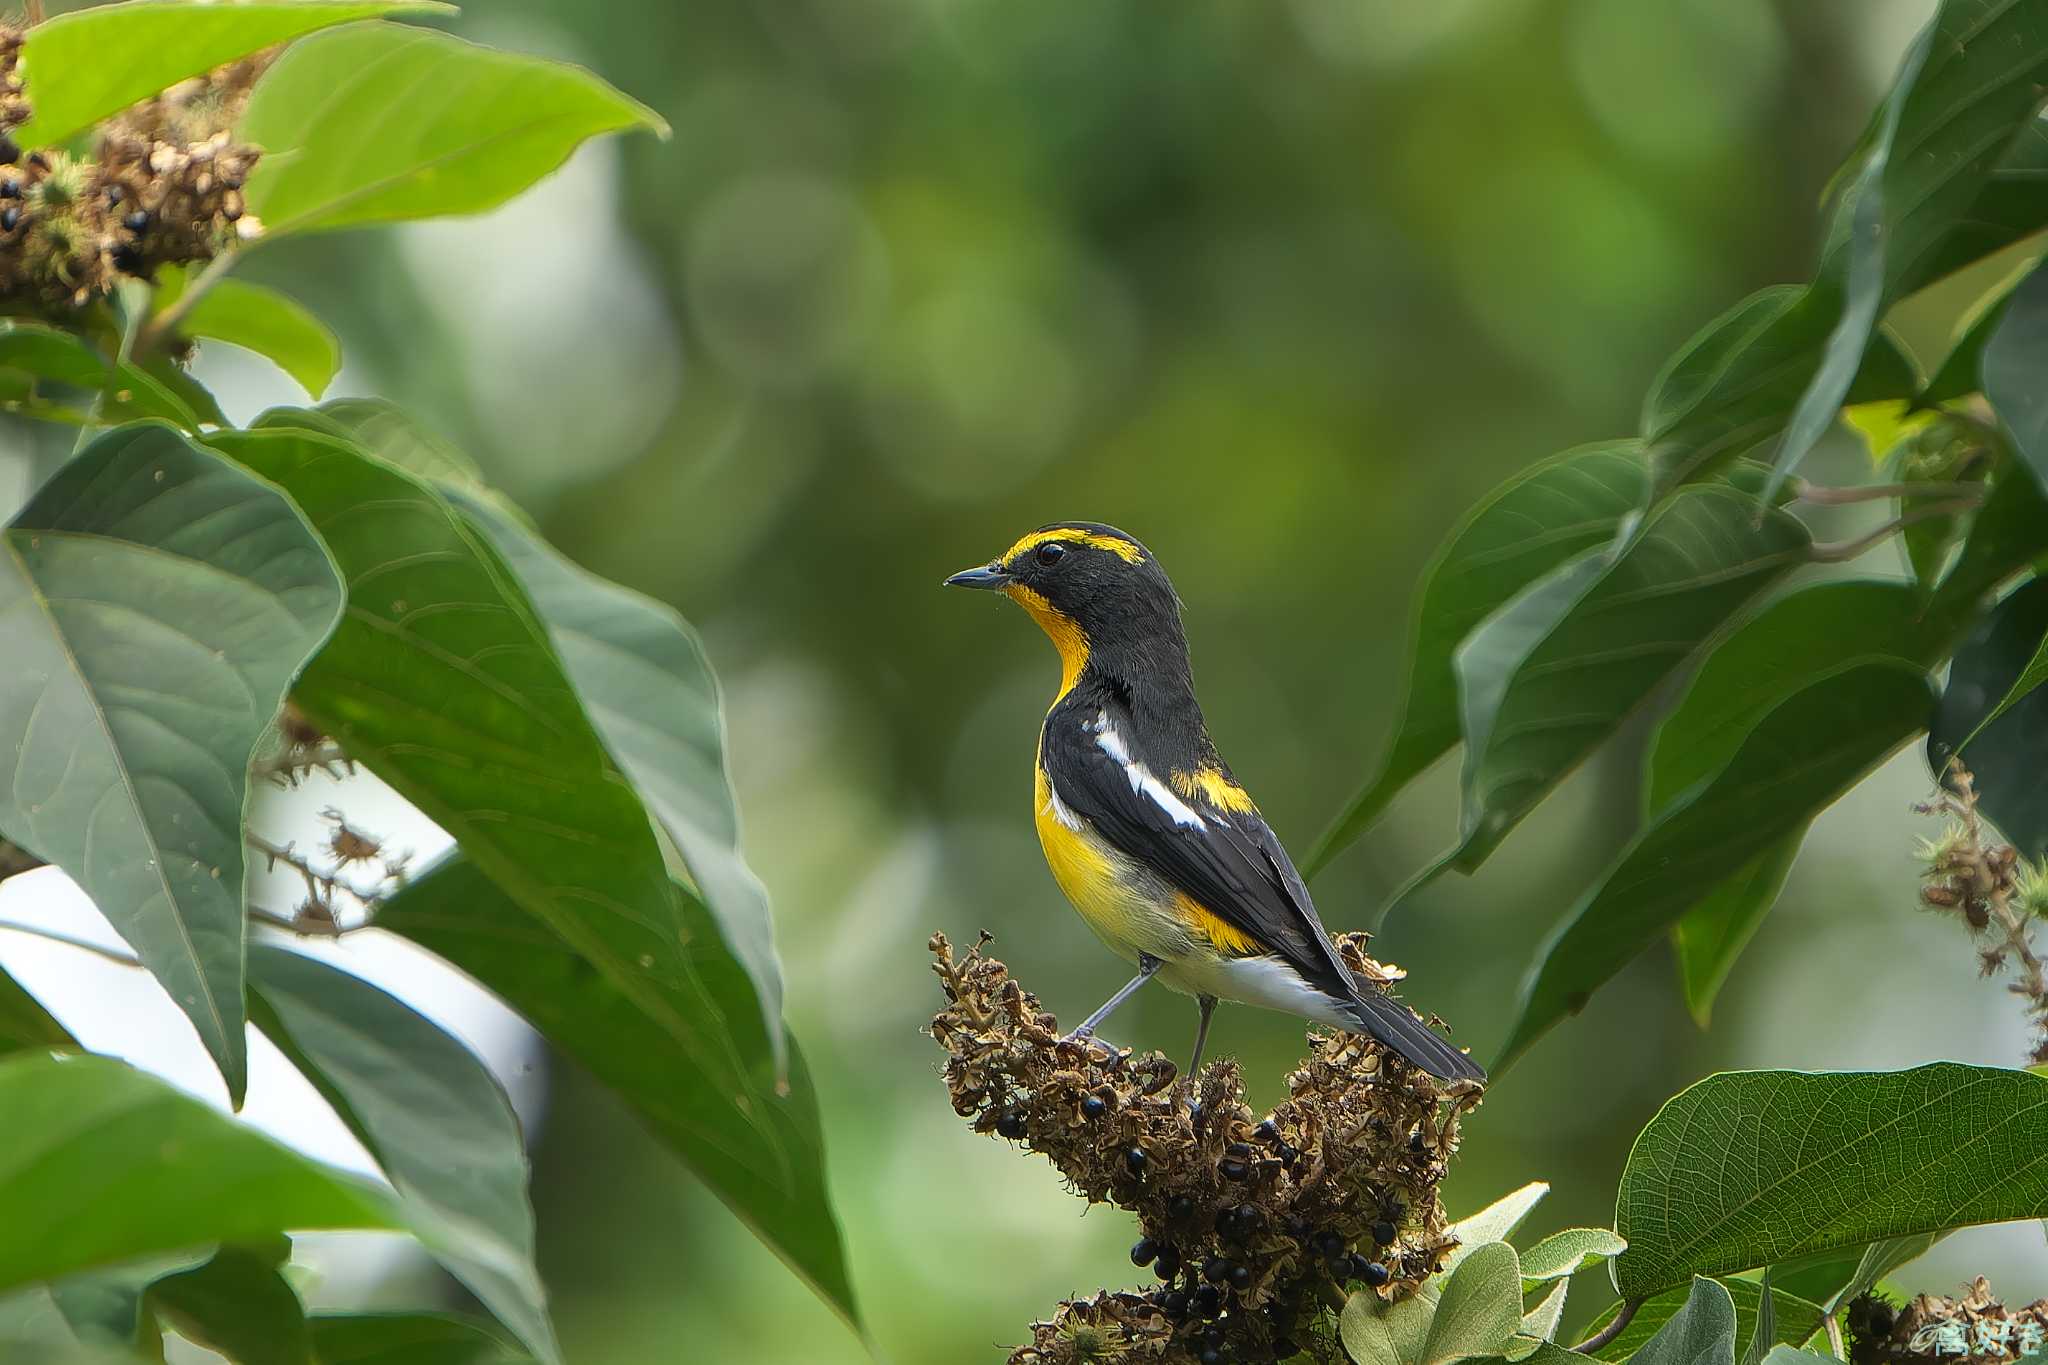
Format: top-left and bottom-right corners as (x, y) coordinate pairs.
(1081, 1094), (1106, 1119)
(1228, 1263), (1251, 1290)
(1202, 1256), (1232, 1285)
(1193, 1284), (1222, 1316)
(995, 1110), (1027, 1139)
(1198, 1349), (1222, 1365)
(1124, 1147), (1147, 1176)
(1361, 1260), (1391, 1287)
(1218, 1157), (1249, 1182)
(1254, 1118), (1279, 1141)
(1131, 1237), (1158, 1267)
(1154, 1246), (1182, 1280)
(122, 209), (149, 234)
(1169, 1195), (1196, 1220)
(1372, 1220), (1397, 1246)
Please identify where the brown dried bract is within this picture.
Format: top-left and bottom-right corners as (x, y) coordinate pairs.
(928, 932), (1479, 1365)
(1855, 1278), (2048, 1365)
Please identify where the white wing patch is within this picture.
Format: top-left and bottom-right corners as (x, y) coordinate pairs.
(1088, 710), (1211, 829)
(1041, 773), (1084, 831)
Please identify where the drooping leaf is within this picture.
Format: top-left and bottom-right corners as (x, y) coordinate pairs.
(1499, 662), (1932, 1071)
(1985, 259), (2048, 498)
(12, 1), (452, 148)
(1931, 463), (2048, 621)
(1453, 487), (1809, 872)
(1306, 444), (1647, 874)
(200, 428), (853, 1324)
(1614, 1063), (2048, 1299)
(1522, 1280), (1568, 1343)
(1670, 836), (1803, 1029)
(0, 1051), (398, 1294)
(0, 968), (72, 1054)
(1738, 1268), (1775, 1365)
(0, 322), (201, 429)
(1519, 1227), (1626, 1284)
(1928, 579), (2048, 859)
(307, 1312), (528, 1365)
(239, 24), (668, 238)
(1818, 1235), (1943, 1314)
(1420, 1242), (1524, 1365)
(0, 424), (344, 1102)
(247, 946), (558, 1364)
(1627, 1278), (1738, 1365)
(160, 272), (341, 398)
(377, 855), (857, 1330)
(1584, 1280), (1826, 1364)
(145, 1241), (311, 1365)
(1445, 1183), (1549, 1270)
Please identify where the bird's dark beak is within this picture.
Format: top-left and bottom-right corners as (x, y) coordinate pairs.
(943, 561), (1011, 590)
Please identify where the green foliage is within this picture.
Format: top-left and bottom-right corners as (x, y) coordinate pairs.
(159, 271), (341, 397)
(1984, 259), (2048, 499)
(0, 322), (201, 428)
(0, 970), (71, 1052)
(1929, 580), (2048, 859)
(1624, 1279), (1735, 1365)
(1519, 1228), (1627, 1285)
(145, 1242), (310, 1365)
(1582, 1280), (1825, 1365)
(1419, 1243), (1526, 1365)
(306, 1312), (529, 1365)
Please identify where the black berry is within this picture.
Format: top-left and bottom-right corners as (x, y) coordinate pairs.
(0, 134), (14, 166)
(0, 206), (17, 231)
(1124, 1147), (1147, 1176)
(1131, 1237), (1158, 1267)
(1316, 1230), (1346, 1257)
(1203, 1256), (1232, 1284)
(1372, 1220), (1397, 1245)
(995, 1110), (1027, 1139)
(1228, 1263), (1251, 1290)
(122, 209), (149, 234)
(1226, 1141), (1253, 1159)
(0, 179), (17, 199)
(1193, 1284), (1222, 1316)
(1198, 1349), (1222, 1365)
(1362, 1260), (1391, 1287)
(1162, 1290), (1189, 1320)
(1409, 1129), (1427, 1152)
(1154, 1246), (1182, 1280)
(1169, 1195), (1196, 1220)
(1219, 1157), (1249, 1182)
(1081, 1094), (1105, 1119)
(1254, 1118), (1279, 1141)
(1275, 1142), (1299, 1165)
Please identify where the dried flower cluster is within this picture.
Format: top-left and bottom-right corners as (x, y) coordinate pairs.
(928, 932), (1480, 1365)
(0, 27), (264, 309)
(1917, 763), (2048, 1063)
(1849, 1279), (2048, 1365)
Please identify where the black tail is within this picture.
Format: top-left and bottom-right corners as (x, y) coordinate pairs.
(1346, 989), (1486, 1084)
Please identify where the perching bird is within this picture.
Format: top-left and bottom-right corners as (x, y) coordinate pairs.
(945, 522), (1483, 1084)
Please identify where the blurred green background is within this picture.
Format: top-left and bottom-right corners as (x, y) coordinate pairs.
(67, 0), (2048, 1358)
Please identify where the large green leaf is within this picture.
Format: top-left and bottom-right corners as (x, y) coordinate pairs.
(0, 968), (72, 1054)
(1421, 1243), (1524, 1365)
(1614, 1063), (2048, 1299)
(0, 1052), (398, 1293)
(1341, 1287), (1437, 1365)
(307, 1312), (528, 1365)
(1985, 258), (2048, 497)
(1306, 444), (1647, 874)
(292, 399), (487, 491)
(1582, 1279), (1818, 1365)
(1452, 487), (1809, 872)
(238, 24), (667, 238)
(1669, 836), (1803, 1029)
(1928, 579), (2048, 859)
(1498, 662), (1933, 1071)
(1931, 461), (2048, 620)
(145, 1241), (310, 1365)
(378, 855), (856, 1330)
(247, 945), (558, 1364)
(162, 273), (342, 399)
(1631, 1279), (1737, 1365)
(0, 424), (344, 1102)
(12, 1), (451, 149)
(205, 427), (852, 1320)
(0, 1254), (200, 1355)
(0, 323), (201, 429)
(1445, 1182), (1549, 1270)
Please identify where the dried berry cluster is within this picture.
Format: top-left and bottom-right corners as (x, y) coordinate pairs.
(928, 933), (1480, 1365)
(0, 26), (263, 309)
(1917, 764), (2048, 1063)
(1848, 1279), (2048, 1365)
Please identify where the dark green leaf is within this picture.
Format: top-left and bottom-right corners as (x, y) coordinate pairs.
(0, 968), (72, 1054)
(378, 855), (858, 1331)
(1739, 1268), (1775, 1365)
(0, 322), (200, 429)
(1907, 115), (2048, 295)
(1929, 579), (2048, 859)
(0, 424), (345, 1101)
(1306, 443), (1647, 874)
(1499, 662), (1932, 1071)
(1985, 259), (2048, 497)
(307, 1312), (526, 1365)
(239, 24), (667, 238)
(1453, 487), (1809, 872)
(0, 1051), (398, 1293)
(247, 946), (558, 1364)
(1670, 835), (1802, 1029)
(0, 1254), (200, 1352)
(1627, 1278), (1736, 1365)
(168, 275), (341, 398)
(12, 1), (452, 148)
(1920, 291), (2012, 407)
(1614, 1063), (2048, 1298)
(146, 1243), (311, 1365)
(134, 352), (229, 429)
(1821, 1235), (1942, 1312)
(1931, 463), (2048, 620)
(1584, 1280), (1823, 1364)
(295, 399), (487, 491)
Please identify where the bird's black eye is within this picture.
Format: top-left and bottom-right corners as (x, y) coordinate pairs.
(1035, 541), (1067, 567)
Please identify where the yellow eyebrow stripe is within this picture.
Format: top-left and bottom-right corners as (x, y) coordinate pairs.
(1003, 527), (1144, 565)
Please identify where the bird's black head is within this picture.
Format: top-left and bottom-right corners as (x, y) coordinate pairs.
(944, 522), (1187, 695)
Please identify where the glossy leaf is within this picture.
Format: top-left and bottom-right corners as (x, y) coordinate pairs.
(1499, 662), (1932, 1071)
(307, 1312), (528, 1365)
(0, 424), (344, 1101)
(240, 24), (667, 237)
(0, 322), (200, 429)
(0, 968), (72, 1054)
(1614, 1063), (2048, 1298)
(0, 1051), (398, 1293)
(377, 855), (857, 1328)
(146, 1242), (310, 1365)
(1985, 258), (2048, 497)
(1445, 1182), (1548, 1270)
(1421, 1242), (1523, 1365)
(1583, 1280), (1826, 1364)
(247, 946), (558, 1364)
(1671, 836), (1803, 1029)
(12, 1), (450, 148)
(166, 274), (341, 398)
(1454, 487), (1809, 872)
(1519, 1227), (1626, 1284)
(1307, 444), (1647, 873)
(1929, 579), (2048, 858)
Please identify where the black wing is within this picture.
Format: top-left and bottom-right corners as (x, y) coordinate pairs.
(1041, 707), (1354, 1000)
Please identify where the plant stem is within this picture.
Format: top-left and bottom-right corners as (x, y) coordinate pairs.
(135, 248), (240, 357)
(0, 920), (141, 969)
(1825, 1313), (1848, 1359)
(1571, 1299), (1641, 1354)
(1809, 500), (1977, 563)
(1794, 478), (1984, 506)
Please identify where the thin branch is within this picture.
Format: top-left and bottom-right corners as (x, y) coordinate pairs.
(1825, 1312), (1848, 1359)
(0, 920), (141, 969)
(1794, 478), (1985, 506)
(135, 247), (240, 357)
(1809, 500), (1977, 563)
(1571, 1299), (1641, 1354)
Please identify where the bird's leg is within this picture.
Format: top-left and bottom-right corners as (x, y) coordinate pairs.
(1069, 953), (1161, 1041)
(1187, 993), (1217, 1075)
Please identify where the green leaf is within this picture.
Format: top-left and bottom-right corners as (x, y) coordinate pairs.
(1519, 1228), (1626, 1284)
(0, 1051), (398, 1293)
(0, 424), (344, 1102)
(1453, 487), (1809, 873)
(145, 1242), (311, 1365)
(1499, 662), (1932, 1071)
(1822, 1235), (1942, 1313)
(1584, 1281), (1825, 1364)
(0, 322), (201, 429)
(1446, 1183), (1549, 1269)
(239, 24), (668, 238)
(378, 855), (858, 1332)
(1614, 1063), (2048, 1299)
(1628, 1279), (1737, 1365)
(0, 968), (72, 1054)
(1341, 1287), (1437, 1365)
(307, 1312), (527, 1365)
(1985, 259), (2048, 498)
(296, 399), (487, 491)
(246, 946), (558, 1364)
(12, 1), (452, 149)
(1758, 1350), (1834, 1365)
(1306, 443), (1647, 874)
(1929, 579), (2048, 859)
(1521, 1280), (1568, 1343)
(0, 1254), (200, 1353)
(161, 272), (341, 398)
(1421, 1242), (1524, 1365)
(1670, 836), (1802, 1029)
(1738, 1268), (1775, 1365)
(1932, 463), (2048, 624)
